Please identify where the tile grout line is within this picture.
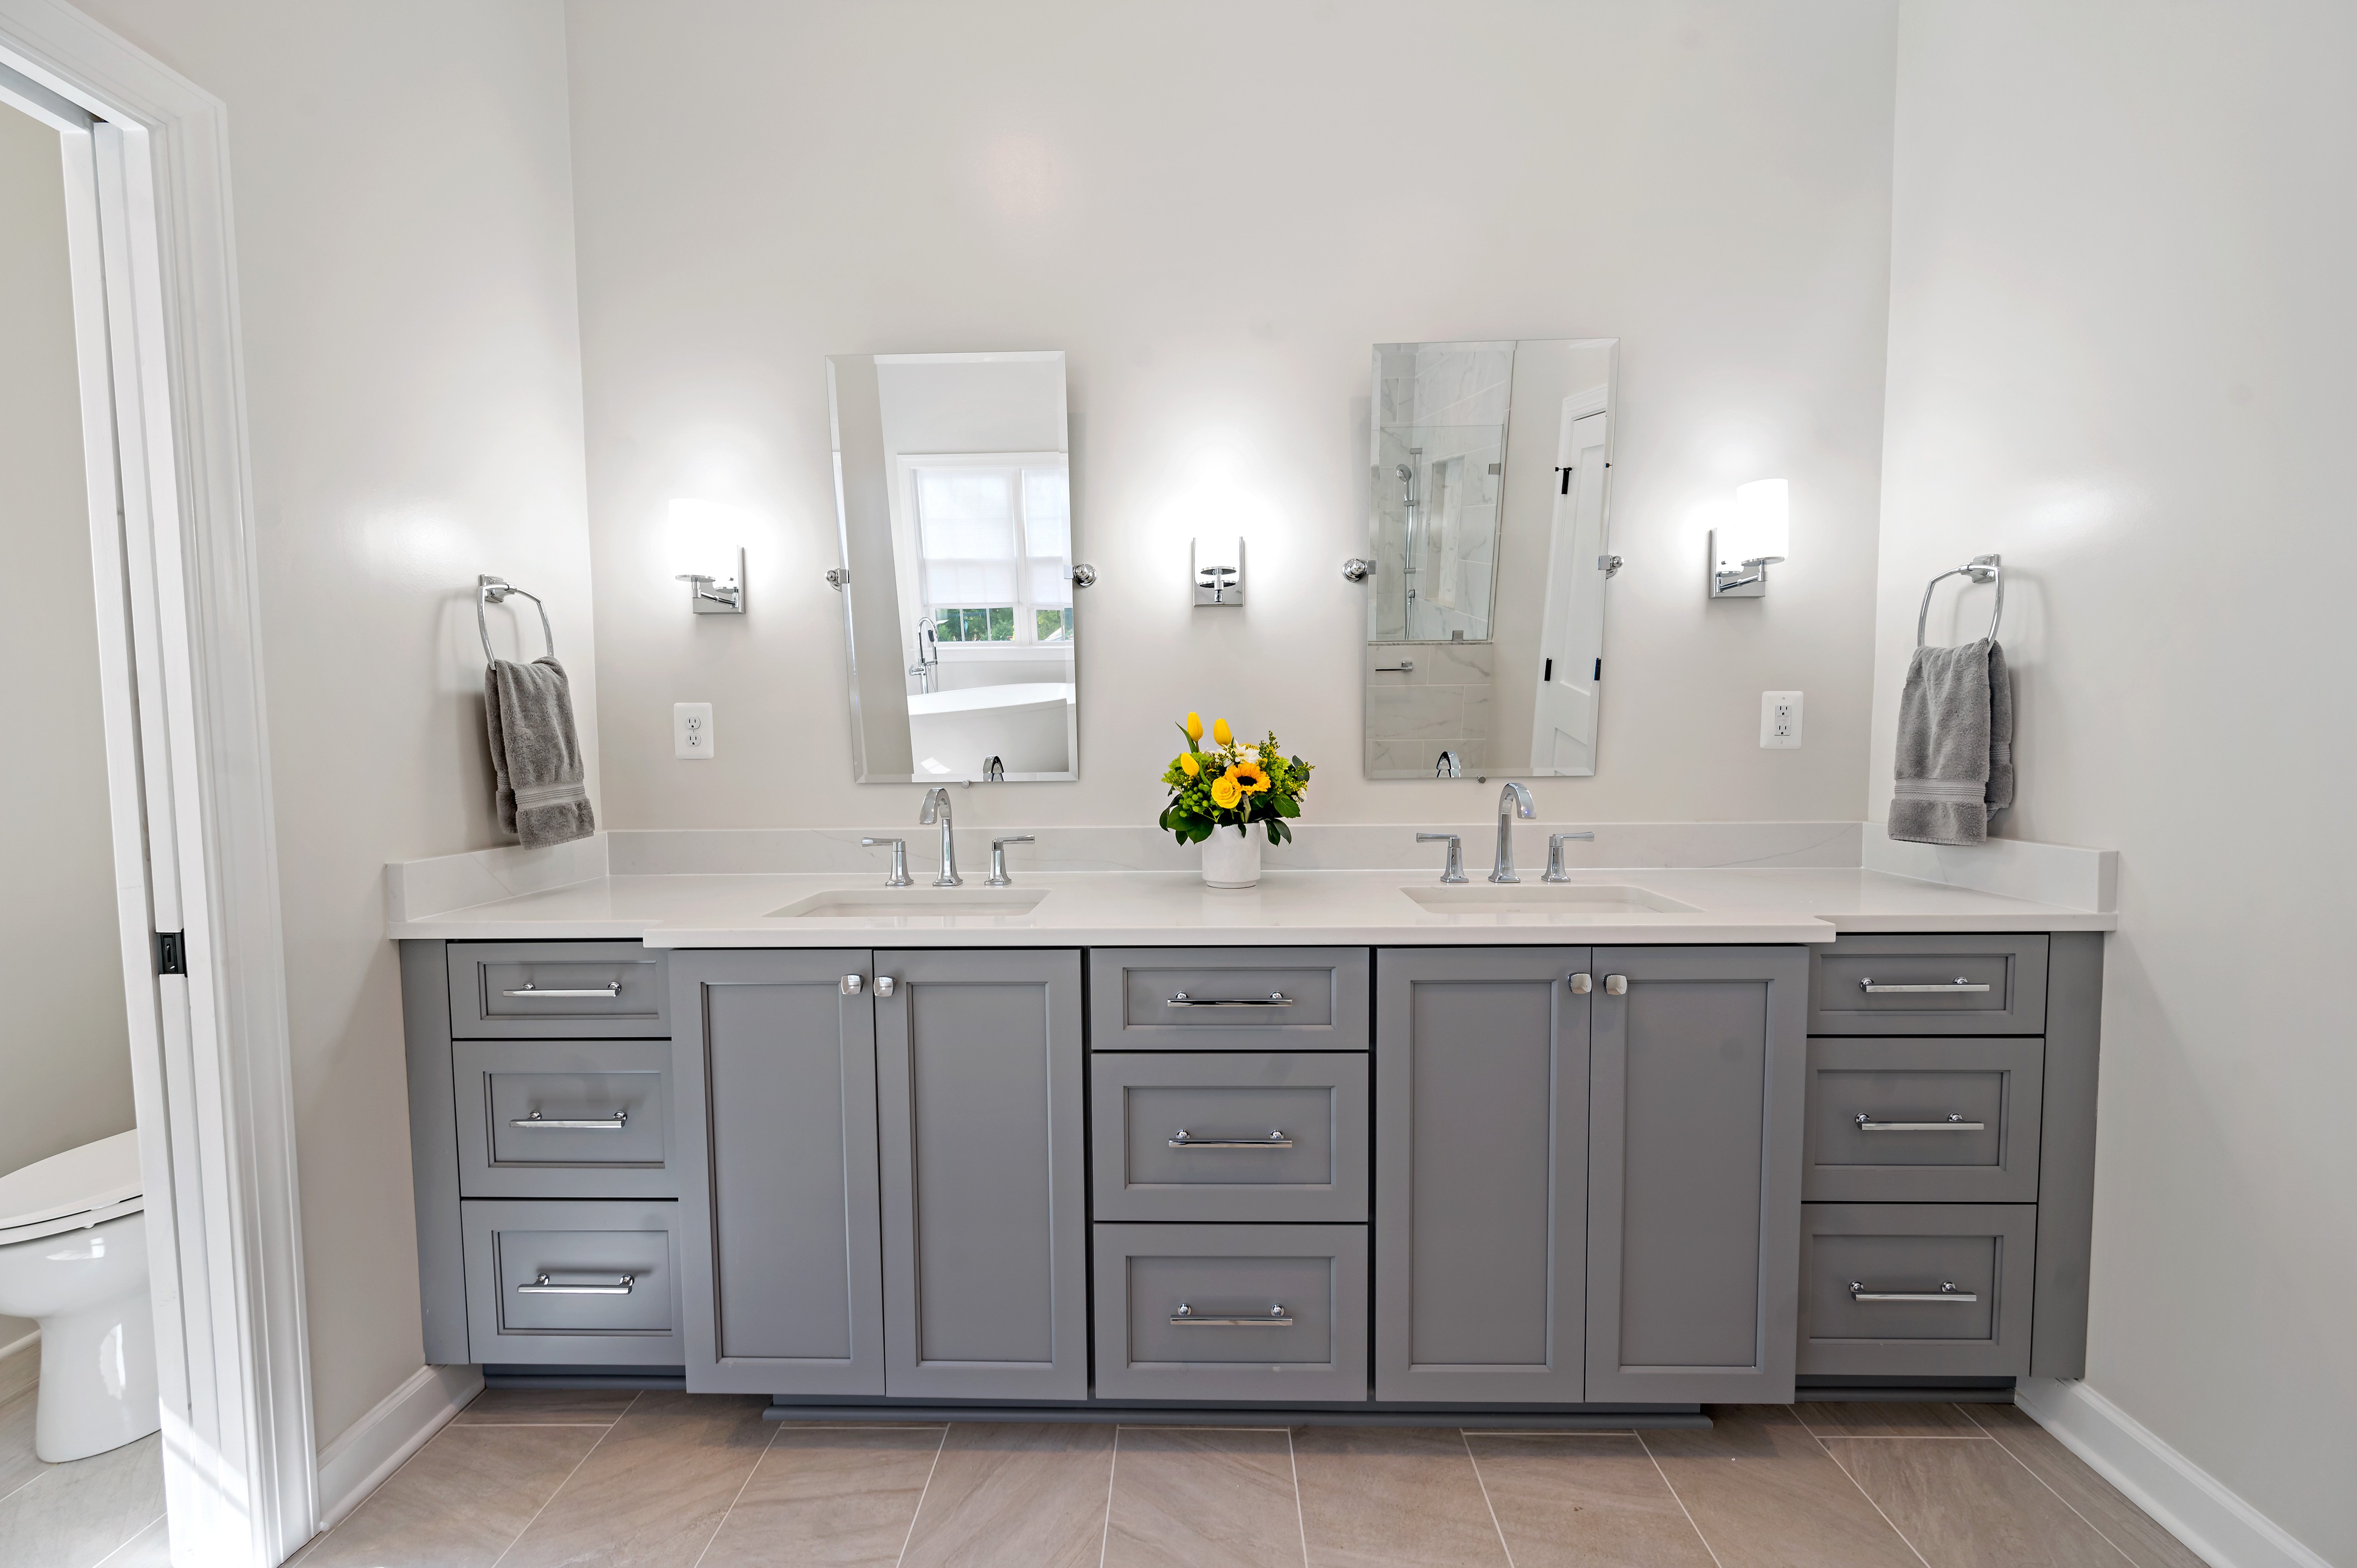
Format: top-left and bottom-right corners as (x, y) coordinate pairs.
(489, 1387), (644, 1568)
(1096, 1424), (1120, 1568)
(1804, 1418), (1937, 1568)
(1634, 1430), (1728, 1568)
(890, 1421), (950, 1568)
(87, 1511), (167, 1567)
(1954, 1403), (2143, 1567)
(1285, 1427), (1309, 1568)
(1459, 1429), (1519, 1568)
(687, 1402), (784, 1568)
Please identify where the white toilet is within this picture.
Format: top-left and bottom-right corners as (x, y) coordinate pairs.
(0, 1131), (158, 1462)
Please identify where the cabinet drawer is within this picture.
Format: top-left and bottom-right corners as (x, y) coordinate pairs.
(1089, 948), (1369, 1050)
(448, 942), (669, 1038)
(1092, 1223), (1368, 1402)
(1804, 1038), (2042, 1203)
(1798, 1203), (2033, 1377)
(1091, 1053), (1368, 1222)
(461, 1199), (683, 1365)
(1809, 934), (2046, 1035)
(454, 1040), (674, 1199)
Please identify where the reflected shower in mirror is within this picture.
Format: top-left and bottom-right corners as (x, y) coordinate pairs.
(828, 351), (1078, 782)
(1362, 339), (1617, 779)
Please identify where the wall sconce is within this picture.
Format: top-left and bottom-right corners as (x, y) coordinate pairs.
(1708, 478), (1789, 599)
(668, 500), (746, 614)
(1192, 537), (1244, 606)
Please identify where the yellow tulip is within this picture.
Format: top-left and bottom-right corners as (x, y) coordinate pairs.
(1210, 775), (1244, 810)
(1184, 712), (1204, 743)
(1212, 717), (1233, 747)
(1179, 752), (1200, 777)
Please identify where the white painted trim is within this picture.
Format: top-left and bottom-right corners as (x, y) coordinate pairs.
(0, 1330), (37, 1405)
(1863, 830), (2116, 912)
(2016, 1379), (2332, 1568)
(313, 1364), (483, 1531)
(0, 2), (313, 1563)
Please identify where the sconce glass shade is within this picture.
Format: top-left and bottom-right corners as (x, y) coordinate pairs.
(667, 498), (747, 613)
(1727, 478), (1790, 564)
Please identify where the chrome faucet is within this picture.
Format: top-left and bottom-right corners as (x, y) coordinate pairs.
(1491, 782), (1534, 883)
(1434, 749), (1462, 779)
(918, 788), (960, 885)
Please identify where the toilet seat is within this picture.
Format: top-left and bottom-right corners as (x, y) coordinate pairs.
(0, 1131), (144, 1248)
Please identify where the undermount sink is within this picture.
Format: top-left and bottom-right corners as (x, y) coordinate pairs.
(1400, 883), (1701, 916)
(767, 888), (1049, 920)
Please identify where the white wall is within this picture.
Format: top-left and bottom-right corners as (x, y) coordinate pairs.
(0, 99), (136, 1347)
(1875, 4), (2356, 1560)
(566, 0), (1900, 834)
(74, 0), (600, 1449)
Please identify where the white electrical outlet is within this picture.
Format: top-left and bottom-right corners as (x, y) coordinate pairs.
(673, 702), (715, 760)
(1761, 691), (1802, 748)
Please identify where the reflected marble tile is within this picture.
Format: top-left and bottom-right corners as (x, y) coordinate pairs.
(1798, 1401), (1989, 1438)
(1292, 1426), (1507, 1568)
(299, 1423), (605, 1568)
(1466, 1433), (1714, 1568)
(699, 1425), (944, 1568)
(453, 1386), (637, 1425)
(1643, 1406), (1918, 1568)
(0, 1429), (163, 1568)
(898, 1422), (1114, 1568)
(1104, 1427), (1300, 1568)
(1829, 1434), (2135, 1566)
(1367, 685), (1463, 742)
(1959, 1405), (2207, 1568)
(498, 1391), (773, 1568)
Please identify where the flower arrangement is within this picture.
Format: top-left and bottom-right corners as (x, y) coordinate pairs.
(1158, 712), (1314, 846)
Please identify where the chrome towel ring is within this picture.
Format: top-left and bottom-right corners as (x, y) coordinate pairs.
(478, 574), (556, 664)
(1916, 554), (2002, 648)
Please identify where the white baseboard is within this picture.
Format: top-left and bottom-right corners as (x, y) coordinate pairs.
(314, 1363), (483, 1529)
(0, 1331), (36, 1404)
(2016, 1378), (2331, 1568)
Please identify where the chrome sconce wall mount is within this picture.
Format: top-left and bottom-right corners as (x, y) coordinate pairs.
(1193, 537), (1244, 606)
(1708, 478), (1790, 600)
(676, 547), (745, 614)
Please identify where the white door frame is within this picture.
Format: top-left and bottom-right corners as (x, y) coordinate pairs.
(0, 3), (313, 1564)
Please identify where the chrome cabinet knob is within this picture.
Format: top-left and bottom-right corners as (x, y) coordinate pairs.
(875, 976), (896, 998)
(1567, 973), (1593, 994)
(1604, 975), (1628, 996)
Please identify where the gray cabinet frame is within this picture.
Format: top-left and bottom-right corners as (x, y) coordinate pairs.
(668, 948), (883, 1394)
(1374, 946), (1590, 1403)
(877, 948), (1088, 1401)
(1586, 944), (1807, 1405)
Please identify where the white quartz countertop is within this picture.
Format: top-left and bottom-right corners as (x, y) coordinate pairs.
(382, 865), (2115, 947)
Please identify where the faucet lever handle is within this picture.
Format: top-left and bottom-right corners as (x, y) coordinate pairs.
(1542, 830), (1596, 883)
(861, 837), (913, 888)
(986, 836), (1035, 888)
(1416, 833), (1469, 885)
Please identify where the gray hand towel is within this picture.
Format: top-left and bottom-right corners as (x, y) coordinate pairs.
(485, 657), (595, 848)
(1888, 638), (2012, 845)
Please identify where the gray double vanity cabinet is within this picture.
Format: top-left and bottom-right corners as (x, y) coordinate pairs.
(400, 930), (2100, 1419)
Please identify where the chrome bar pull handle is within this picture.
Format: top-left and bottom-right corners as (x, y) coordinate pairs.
(1603, 975), (1628, 996)
(1855, 1113), (1985, 1133)
(1859, 976), (1992, 994)
(1166, 992), (1293, 1008)
(518, 1273), (635, 1296)
(1849, 1280), (1978, 1303)
(510, 1110), (628, 1130)
(1170, 1303), (1294, 1327)
(841, 975), (863, 996)
(1567, 973), (1593, 994)
(1168, 1129), (1293, 1149)
(501, 981), (621, 998)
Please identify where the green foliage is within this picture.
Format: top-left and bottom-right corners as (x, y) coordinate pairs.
(1158, 727), (1314, 846)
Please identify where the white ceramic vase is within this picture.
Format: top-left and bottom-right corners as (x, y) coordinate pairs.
(1200, 823), (1262, 888)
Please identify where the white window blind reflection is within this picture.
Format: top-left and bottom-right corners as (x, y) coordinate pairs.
(916, 469), (1019, 604)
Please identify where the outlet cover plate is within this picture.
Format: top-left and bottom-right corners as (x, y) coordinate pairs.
(674, 702), (715, 759)
(1761, 690), (1802, 748)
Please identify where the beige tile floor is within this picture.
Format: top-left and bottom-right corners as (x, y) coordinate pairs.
(286, 1390), (2210, 1568)
(0, 1385), (169, 1568)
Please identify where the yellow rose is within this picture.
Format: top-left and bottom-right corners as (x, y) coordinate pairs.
(1179, 752), (1200, 777)
(1184, 712), (1204, 742)
(1210, 775), (1244, 810)
(1212, 717), (1233, 747)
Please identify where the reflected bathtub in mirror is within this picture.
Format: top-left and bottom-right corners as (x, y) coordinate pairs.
(828, 351), (1079, 782)
(1362, 339), (1617, 779)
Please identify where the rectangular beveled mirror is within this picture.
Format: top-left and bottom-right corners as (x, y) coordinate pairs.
(828, 350), (1078, 782)
(1362, 338), (1618, 779)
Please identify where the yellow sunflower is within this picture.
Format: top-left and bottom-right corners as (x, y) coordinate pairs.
(1229, 760), (1270, 793)
(1210, 775), (1244, 810)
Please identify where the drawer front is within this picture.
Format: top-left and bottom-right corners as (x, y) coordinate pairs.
(1092, 1053), (1369, 1222)
(455, 1039), (674, 1198)
(1089, 948), (1369, 1050)
(1803, 1038), (2043, 1203)
(461, 1199), (684, 1365)
(1809, 934), (2047, 1036)
(1798, 1203), (2034, 1377)
(448, 942), (669, 1038)
(1092, 1223), (1368, 1401)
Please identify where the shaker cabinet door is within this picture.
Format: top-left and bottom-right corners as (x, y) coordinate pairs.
(1373, 947), (1591, 1403)
(1586, 945), (1807, 1405)
(669, 948), (884, 1394)
(875, 948), (1088, 1401)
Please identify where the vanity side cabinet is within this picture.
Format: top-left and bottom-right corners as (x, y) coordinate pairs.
(876, 948), (1087, 1401)
(1586, 945), (1808, 1405)
(401, 941), (470, 1366)
(669, 949), (885, 1395)
(1809, 933), (2047, 1035)
(2033, 932), (2104, 1378)
(1374, 946), (1591, 1404)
